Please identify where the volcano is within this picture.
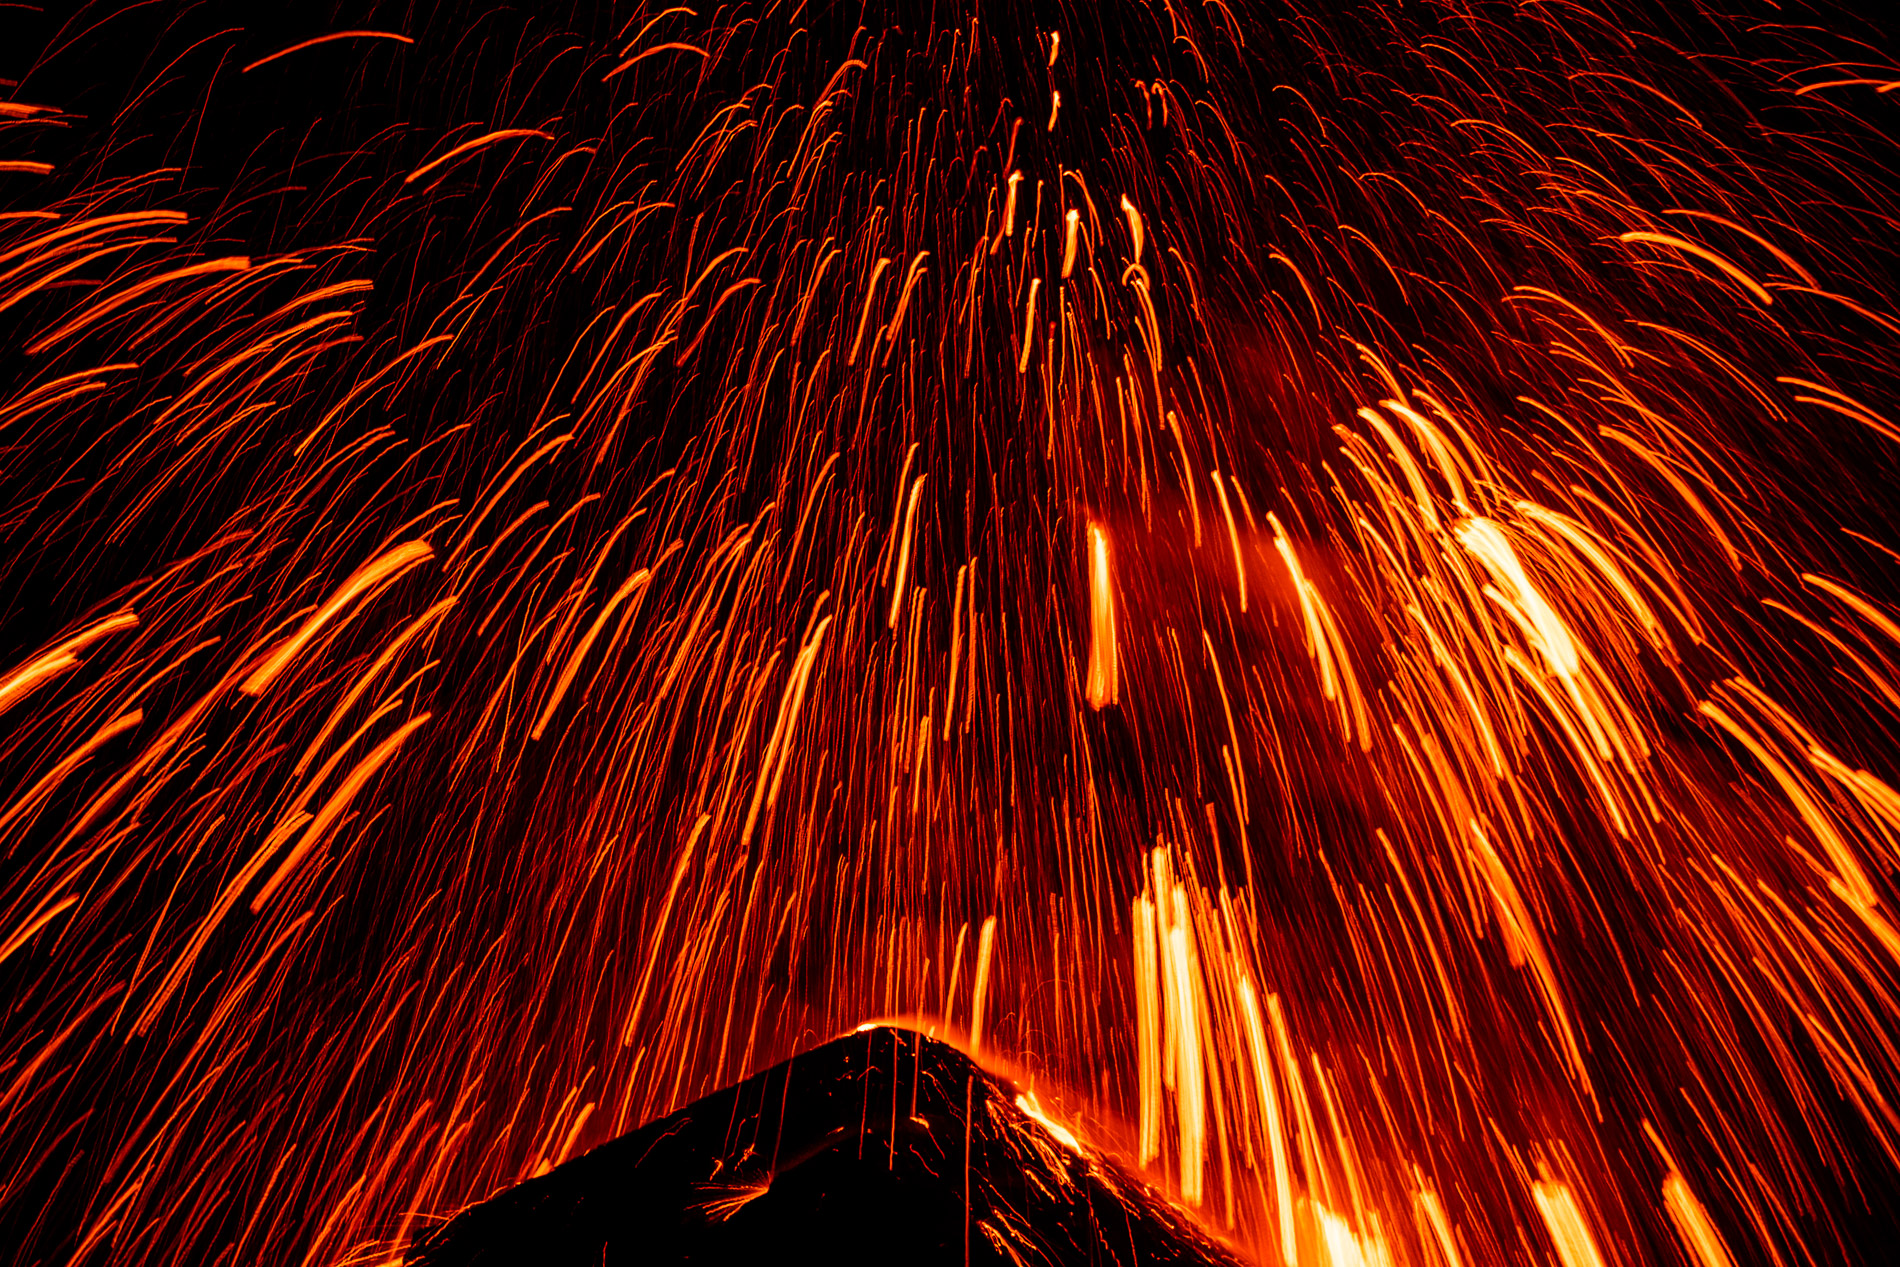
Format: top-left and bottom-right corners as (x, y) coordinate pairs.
(407, 1025), (1244, 1266)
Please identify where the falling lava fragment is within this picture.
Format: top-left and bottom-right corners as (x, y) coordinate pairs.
(408, 1024), (1244, 1266)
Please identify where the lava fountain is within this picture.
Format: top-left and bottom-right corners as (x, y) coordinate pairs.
(3, 1), (1900, 1264)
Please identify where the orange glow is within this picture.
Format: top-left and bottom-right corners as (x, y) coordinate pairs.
(1086, 524), (1118, 709)
(6, 9), (1900, 1267)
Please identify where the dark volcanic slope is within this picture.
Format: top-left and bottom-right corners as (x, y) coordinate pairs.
(408, 1025), (1243, 1266)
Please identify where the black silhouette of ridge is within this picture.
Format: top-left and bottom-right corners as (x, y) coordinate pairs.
(408, 1024), (1245, 1265)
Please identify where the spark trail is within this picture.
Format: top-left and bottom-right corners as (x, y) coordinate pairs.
(3, 1), (1900, 1264)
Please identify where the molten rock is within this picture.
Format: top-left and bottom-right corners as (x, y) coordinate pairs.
(409, 1025), (1243, 1266)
